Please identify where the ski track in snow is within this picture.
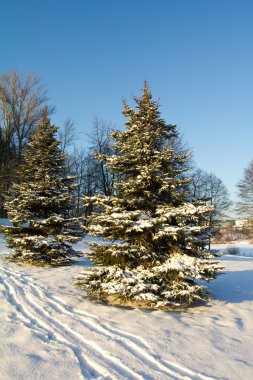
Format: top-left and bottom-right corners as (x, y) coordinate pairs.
(0, 266), (215, 380)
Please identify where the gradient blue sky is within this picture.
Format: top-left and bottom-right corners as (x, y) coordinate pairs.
(1, 0), (253, 204)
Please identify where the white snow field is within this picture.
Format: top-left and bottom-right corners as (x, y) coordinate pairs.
(1, 223), (253, 380)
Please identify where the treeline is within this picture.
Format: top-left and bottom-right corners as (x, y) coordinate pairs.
(0, 71), (231, 233)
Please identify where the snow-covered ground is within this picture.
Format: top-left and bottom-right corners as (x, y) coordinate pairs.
(1, 223), (253, 379)
(212, 241), (253, 257)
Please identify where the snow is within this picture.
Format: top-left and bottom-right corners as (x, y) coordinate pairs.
(1, 228), (253, 379)
(212, 241), (253, 257)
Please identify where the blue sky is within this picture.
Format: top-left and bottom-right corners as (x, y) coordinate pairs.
(1, 0), (253, 204)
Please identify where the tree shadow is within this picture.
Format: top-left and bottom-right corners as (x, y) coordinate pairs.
(209, 268), (253, 303)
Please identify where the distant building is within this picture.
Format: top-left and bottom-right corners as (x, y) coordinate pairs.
(235, 219), (253, 228)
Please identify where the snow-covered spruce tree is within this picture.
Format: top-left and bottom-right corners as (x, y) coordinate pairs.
(4, 110), (84, 265)
(76, 83), (221, 308)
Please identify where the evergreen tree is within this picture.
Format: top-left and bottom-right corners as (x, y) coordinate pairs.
(3, 110), (84, 265)
(76, 83), (221, 308)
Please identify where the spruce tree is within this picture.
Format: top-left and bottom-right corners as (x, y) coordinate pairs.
(76, 83), (221, 308)
(4, 110), (84, 265)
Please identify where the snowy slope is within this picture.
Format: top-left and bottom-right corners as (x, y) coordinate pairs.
(0, 229), (253, 379)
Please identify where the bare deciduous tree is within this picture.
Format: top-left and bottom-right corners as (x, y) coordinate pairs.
(191, 168), (231, 220)
(58, 117), (76, 154)
(236, 160), (253, 218)
(191, 168), (232, 246)
(87, 117), (114, 196)
(0, 71), (54, 161)
(67, 148), (97, 217)
(0, 71), (54, 216)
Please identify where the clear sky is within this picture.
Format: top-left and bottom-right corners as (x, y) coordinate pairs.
(1, 0), (253, 204)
